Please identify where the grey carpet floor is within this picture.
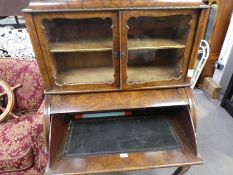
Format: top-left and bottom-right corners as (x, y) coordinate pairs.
(107, 89), (233, 175)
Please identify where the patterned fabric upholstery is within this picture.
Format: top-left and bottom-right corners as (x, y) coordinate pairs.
(0, 114), (34, 173)
(0, 58), (48, 174)
(0, 59), (44, 111)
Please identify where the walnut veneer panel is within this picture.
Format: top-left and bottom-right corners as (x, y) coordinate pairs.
(50, 88), (189, 114)
(24, 0), (208, 12)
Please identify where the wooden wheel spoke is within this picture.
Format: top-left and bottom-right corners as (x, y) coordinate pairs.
(0, 106), (19, 119)
(0, 84), (20, 97)
(0, 106), (5, 111)
(11, 84), (21, 91)
(0, 80), (20, 122)
(10, 113), (19, 119)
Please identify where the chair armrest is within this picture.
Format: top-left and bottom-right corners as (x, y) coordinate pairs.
(31, 99), (48, 173)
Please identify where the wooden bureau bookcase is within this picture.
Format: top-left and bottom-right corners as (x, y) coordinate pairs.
(23, 0), (210, 174)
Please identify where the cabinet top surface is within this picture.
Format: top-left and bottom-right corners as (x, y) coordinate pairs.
(23, 0), (208, 12)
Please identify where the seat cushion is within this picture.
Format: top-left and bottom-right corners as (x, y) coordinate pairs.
(0, 115), (34, 173)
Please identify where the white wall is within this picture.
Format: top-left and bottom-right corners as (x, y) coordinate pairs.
(213, 13), (233, 93)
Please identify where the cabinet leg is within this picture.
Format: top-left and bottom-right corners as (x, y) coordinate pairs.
(173, 166), (191, 175)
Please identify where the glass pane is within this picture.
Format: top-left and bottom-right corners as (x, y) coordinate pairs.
(43, 18), (114, 85)
(127, 15), (192, 84)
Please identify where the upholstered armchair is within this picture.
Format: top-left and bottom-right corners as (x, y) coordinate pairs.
(0, 58), (47, 174)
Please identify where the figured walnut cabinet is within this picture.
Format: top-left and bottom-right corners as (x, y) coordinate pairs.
(24, 1), (209, 94)
(23, 0), (210, 175)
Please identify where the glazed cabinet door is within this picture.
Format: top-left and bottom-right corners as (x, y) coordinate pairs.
(33, 12), (120, 93)
(120, 10), (199, 90)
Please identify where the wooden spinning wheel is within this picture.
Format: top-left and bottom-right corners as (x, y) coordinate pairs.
(0, 79), (21, 122)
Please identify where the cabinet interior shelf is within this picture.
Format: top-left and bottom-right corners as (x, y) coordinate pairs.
(128, 38), (185, 51)
(127, 66), (180, 83)
(49, 39), (112, 53)
(56, 67), (114, 84)
(54, 66), (179, 85)
(48, 38), (185, 53)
